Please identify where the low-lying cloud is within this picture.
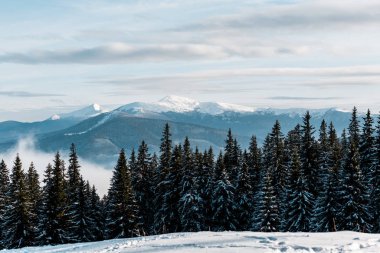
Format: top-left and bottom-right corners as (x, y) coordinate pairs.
(0, 137), (112, 196)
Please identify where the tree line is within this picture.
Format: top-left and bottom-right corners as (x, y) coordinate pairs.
(0, 107), (379, 249)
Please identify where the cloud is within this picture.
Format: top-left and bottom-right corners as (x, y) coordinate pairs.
(0, 137), (112, 196)
(0, 91), (65, 97)
(269, 96), (341, 101)
(89, 65), (380, 87)
(0, 42), (308, 64)
(0, 43), (233, 64)
(176, 0), (380, 32)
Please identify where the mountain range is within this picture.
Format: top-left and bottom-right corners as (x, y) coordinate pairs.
(0, 95), (353, 167)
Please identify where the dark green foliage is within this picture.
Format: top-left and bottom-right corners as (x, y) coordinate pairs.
(211, 153), (236, 231)
(2, 108), (380, 250)
(224, 129), (240, 184)
(66, 144), (84, 242)
(234, 153), (254, 231)
(339, 107), (372, 232)
(106, 149), (140, 239)
(247, 135), (262, 193)
(268, 121), (286, 191)
(285, 148), (314, 232)
(133, 141), (154, 235)
(89, 185), (105, 241)
(75, 179), (96, 242)
(39, 153), (70, 245)
(0, 160), (9, 248)
(25, 162), (41, 244)
(159, 144), (182, 233)
(160, 123), (172, 169)
(300, 111), (319, 196)
(372, 115), (380, 232)
(360, 110), (376, 186)
(2, 155), (34, 248)
(313, 122), (343, 232)
(253, 164), (279, 232)
(154, 123), (173, 234)
(178, 140), (205, 232)
(203, 147), (215, 230)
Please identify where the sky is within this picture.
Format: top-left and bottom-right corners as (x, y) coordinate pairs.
(1, 0), (380, 121)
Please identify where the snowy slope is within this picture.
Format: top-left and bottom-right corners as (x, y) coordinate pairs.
(5, 231), (380, 253)
(51, 104), (108, 120)
(117, 95), (256, 115)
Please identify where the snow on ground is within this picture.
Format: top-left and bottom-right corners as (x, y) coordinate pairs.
(4, 231), (380, 253)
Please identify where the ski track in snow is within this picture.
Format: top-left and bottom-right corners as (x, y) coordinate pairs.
(4, 231), (380, 253)
(64, 113), (114, 136)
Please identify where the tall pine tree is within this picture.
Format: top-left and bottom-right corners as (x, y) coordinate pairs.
(284, 148), (314, 232)
(0, 160), (9, 249)
(154, 123), (173, 234)
(2, 155), (34, 248)
(339, 107), (372, 232)
(211, 152), (236, 231)
(134, 140), (154, 235)
(106, 149), (139, 239)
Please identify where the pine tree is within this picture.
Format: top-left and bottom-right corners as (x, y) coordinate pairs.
(179, 138), (205, 232)
(130, 148), (137, 187)
(269, 120), (286, 190)
(160, 123), (172, 169)
(154, 123), (173, 234)
(25, 162), (41, 244)
(203, 147), (215, 231)
(75, 178), (95, 242)
(300, 111), (319, 196)
(39, 152), (70, 245)
(211, 152), (236, 231)
(339, 107), (372, 232)
(282, 124), (303, 227)
(253, 158), (279, 232)
(285, 148), (314, 232)
(372, 114), (380, 232)
(316, 120), (329, 197)
(0, 160), (9, 248)
(313, 122), (343, 232)
(247, 135), (262, 193)
(159, 144), (182, 233)
(285, 124), (302, 152)
(341, 129), (348, 156)
(134, 140), (154, 235)
(106, 149), (139, 239)
(234, 152), (254, 231)
(66, 144), (83, 242)
(37, 163), (54, 245)
(2, 155), (34, 248)
(224, 129), (240, 184)
(89, 185), (104, 241)
(359, 110), (375, 187)
(178, 141), (203, 232)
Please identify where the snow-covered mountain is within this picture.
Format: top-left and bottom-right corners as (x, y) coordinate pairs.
(117, 95), (256, 115)
(0, 96), (354, 166)
(51, 104), (108, 121)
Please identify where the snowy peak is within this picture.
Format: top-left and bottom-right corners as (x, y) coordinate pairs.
(197, 102), (255, 114)
(51, 103), (108, 120)
(158, 95), (200, 112)
(117, 95), (256, 115)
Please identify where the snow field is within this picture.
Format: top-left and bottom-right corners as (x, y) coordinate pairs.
(4, 231), (380, 253)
